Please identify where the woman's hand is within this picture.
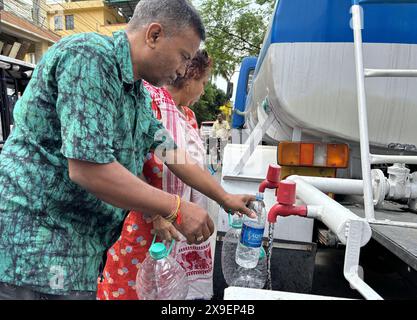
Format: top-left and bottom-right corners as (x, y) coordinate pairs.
(173, 200), (214, 245)
(151, 216), (181, 242)
(221, 194), (257, 218)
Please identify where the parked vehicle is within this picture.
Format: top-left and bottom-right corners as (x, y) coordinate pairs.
(0, 55), (34, 149)
(220, 0), (417, 300)
(199, 120), (215, 139)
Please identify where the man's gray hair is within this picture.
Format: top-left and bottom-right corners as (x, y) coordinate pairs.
(127, 0), (206, 41)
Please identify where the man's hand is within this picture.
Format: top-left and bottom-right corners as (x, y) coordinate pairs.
(151, 216), (181, 242)
(173, 201), (214, 245)
(221, 194), (257, 218)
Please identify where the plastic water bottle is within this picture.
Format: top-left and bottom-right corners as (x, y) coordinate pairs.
(136, 237), (188, 300)
(221, 214), (243, 285)
(222, 214), (267, 289)
(235, 193), (266, 268)
(232, 247), (267, 289)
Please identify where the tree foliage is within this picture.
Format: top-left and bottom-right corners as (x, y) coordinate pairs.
(188, 0), (274, 123)
(194, 0), (275, 81)
(189, 82), (228, 125)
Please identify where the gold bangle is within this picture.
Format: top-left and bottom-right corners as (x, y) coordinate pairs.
(164, 195), (181, 224)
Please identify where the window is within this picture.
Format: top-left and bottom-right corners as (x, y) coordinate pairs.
(65, 15), (74, 30)
(54, 16), (63, 31)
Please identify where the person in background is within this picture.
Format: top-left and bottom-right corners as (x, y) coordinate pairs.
(97, 50), (215, 300)
(212, 113), (230, 141)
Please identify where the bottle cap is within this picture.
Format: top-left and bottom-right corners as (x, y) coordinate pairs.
(256, 192), (264, 201)
(259, 247), (266, 260)
(231, 216), (243, 229)
(149, 242), (168, 260)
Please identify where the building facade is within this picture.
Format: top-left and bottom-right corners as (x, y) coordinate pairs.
(0, 0), (60, 64)
(46, 0), (131, 37)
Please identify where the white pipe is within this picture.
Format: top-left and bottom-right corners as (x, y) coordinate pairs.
(343, 219), (383, 300)
(364, 68), (417, 78)
(296, 176), (364, 195)
(292, 177), (381, 299)
(368, 219), (417, 229)
(344, 274), (383, 300)
(287, 175), (372, 246)
(306, 205), (323, 219)
(370, 154), (417, 165)
(298, 175), (417, 229)
(352, 4), (376, 221)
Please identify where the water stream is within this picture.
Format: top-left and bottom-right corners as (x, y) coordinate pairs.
(265, 223), (275, 290)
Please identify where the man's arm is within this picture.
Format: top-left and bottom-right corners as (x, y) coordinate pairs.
(161, 148), (256, 217)
(68, 159), (174, 215)
(68, 159), (214, 244)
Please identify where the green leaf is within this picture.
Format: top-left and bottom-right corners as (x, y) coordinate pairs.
(193, 0), (275, 81)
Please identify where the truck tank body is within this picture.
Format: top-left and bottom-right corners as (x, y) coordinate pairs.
(244, 0), (417, 148)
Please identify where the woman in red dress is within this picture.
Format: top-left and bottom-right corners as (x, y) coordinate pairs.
(97, 50), (214, 300)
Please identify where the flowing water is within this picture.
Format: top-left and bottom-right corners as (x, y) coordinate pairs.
(265, 223), (275, 290)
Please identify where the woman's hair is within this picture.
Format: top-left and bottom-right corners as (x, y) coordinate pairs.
(172, 49), (212, 89)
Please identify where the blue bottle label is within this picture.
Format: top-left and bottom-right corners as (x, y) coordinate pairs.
(240, 224), (264, 248)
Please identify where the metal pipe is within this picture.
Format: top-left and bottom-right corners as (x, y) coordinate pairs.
(295, 176), (364, 195)
(296, 175), (417, 229)
(352, 4), (376, 221)
(286, 175), (372, 246)
(287, 175), (381, 299)
(364, 68), (417, 78)
(370, 154), (417, 165)
(343, 220), (383, 300)
(369, 219), (417, 229)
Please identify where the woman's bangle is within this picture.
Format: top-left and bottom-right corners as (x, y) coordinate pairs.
(164, 195), (181, 224)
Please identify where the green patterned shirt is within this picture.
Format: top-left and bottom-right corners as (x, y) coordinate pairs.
(0, 30), (172, 294)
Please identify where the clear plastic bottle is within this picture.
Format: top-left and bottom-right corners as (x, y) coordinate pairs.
(232, 247), (267, 289)
(235, 193), (266, 268)
(222, 214), (267, 289)
(136, 239), (188, 300)
(221, 214), (243, 286)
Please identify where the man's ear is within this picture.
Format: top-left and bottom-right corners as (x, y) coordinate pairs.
(145, 23), (164, 49)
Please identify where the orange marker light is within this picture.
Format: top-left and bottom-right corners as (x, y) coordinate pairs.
(300, 143), (314, 166)
(327, 144), (349, 168)
(278, 142), (300, 166)
(278, 142), (349, 168)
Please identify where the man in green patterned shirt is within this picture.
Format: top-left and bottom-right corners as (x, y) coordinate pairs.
(0, 0), (255, 299)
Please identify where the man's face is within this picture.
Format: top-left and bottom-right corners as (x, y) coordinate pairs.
(142, 26), (201, 87)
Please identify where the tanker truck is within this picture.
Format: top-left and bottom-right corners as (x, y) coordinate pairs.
(217, 0), (417, 300)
